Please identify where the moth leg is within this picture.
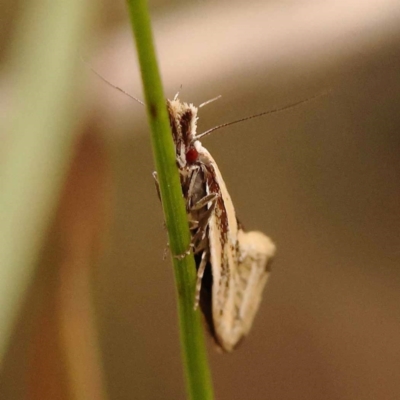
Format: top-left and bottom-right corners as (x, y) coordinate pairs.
(190, 195), (217, 250)
(189, 219), (199, 230)
(176, 191), (217, 259)
(163, 244), (169, 261)
(174, 200), (213, 259)
(192, 233), (209, 257)
(194, 249), (209, 310)
(191, 193), (217, 211)
(153, 172), (172, 258)
(157, 165), (216, 260)
(155, 172), (185, 259)
(152, 171), (161, 201)
(172, 227), (209, 259)
(174, 246), (193, 260)
(177, 142), (186, 169)
(186, 166), (203, 208)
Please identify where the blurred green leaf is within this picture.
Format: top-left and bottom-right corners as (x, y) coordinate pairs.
(0, 0), (96, 363)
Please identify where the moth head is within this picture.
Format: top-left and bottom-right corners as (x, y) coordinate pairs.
(167, 98), (199, 166)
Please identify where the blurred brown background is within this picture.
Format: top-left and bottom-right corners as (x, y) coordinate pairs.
(1, 0), (400, 399)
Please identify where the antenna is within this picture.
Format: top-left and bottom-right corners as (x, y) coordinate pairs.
(199, 95), (222, 108)
(195, 92), (329, 140)
(82, 58), (144, 105)
(173, 84), (184, 101)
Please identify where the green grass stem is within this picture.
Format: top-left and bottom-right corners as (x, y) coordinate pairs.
(126, 1), (214, 399)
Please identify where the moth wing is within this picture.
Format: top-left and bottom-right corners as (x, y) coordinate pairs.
(197, 146), (240, 351)
(213, 229), (276, 351)
(234, 230), (276, 336)
(207, 202), (239, 352)
(197, 144), (276, 352)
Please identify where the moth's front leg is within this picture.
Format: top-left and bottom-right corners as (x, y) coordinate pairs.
(194, 248), (210, 310)
(152, 171), (161, 201)
(153, 171), (171, 258)
(153, 168), (217, 259)
(189, 196), (217, 252)
(186, 166), (218, 250)
(153, 169), (198, 259)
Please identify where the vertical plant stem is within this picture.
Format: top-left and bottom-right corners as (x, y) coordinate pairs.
(126, 1), (214, 399)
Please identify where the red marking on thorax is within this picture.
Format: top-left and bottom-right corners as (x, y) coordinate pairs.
(186, 147), (199, 163)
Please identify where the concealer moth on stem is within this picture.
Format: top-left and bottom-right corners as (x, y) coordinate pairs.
(89, 67), (318, 351)
(156, 95), (276, 352)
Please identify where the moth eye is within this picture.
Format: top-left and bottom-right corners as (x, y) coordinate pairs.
(186, 147), (199, 163)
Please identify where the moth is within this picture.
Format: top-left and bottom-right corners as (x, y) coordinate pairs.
(87, 64), (319, 351)
(161, 95), (276, 352)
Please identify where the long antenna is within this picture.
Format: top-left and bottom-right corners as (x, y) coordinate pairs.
(199, 95), (222, 108)
(82, 58), (144, 105)
(195, 92), (328, 140)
